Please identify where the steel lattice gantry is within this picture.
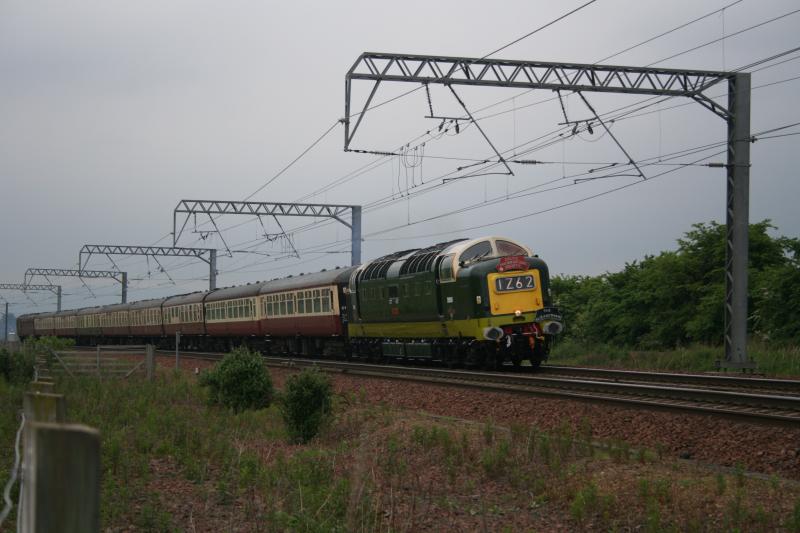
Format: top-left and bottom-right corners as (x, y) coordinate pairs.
(173, 200), (363, 266)
(344, 52), (752, 370)
(78, 244), (218, 291)
(24, 268), (128, 304)
(0, 283), (63, 311)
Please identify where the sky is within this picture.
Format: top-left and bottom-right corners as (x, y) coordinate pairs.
(1, 0), (799, 316)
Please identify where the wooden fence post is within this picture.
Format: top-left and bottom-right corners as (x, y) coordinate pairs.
(28, 381), (55, 394)
(145, 343), (155, 381)
(21, 423), (101, 533)
(23, 392), (66, 424)
(96, 345), (101, 374)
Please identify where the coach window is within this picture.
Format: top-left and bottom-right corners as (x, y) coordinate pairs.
(286, 295), (294, 315)
(312, 290), (321, 313)
(297, 295), (305, 314)
(322, 289), (331, 312)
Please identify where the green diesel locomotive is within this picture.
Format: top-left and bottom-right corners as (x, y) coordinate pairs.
(346, 236), (563, 369)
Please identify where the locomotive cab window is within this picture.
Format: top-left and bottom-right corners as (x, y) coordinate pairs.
(496, 240), (528, 257)
(459, 241), (492, 265)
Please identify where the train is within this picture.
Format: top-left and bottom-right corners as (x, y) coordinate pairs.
(17, 236), (563, 369)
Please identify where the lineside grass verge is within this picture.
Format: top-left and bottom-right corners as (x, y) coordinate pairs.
(551, 339), (800, 377)
(1, 368), (800, 531)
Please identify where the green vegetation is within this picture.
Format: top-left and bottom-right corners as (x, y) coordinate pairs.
(0, 347), (33, 384)
(199, 346), (274, 412)
(551, 339), (800, 375)
(552, 220), (800, 348)
(550, 221), (800, 372)
(279, 368), (333, 444)
(0, 336), (73, 384)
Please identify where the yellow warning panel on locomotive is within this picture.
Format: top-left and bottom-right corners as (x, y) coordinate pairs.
(487, 270), (543, 316)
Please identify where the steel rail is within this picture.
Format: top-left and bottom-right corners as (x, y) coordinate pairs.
(540, 365), (800, 395)
(262, 357), (800, 427)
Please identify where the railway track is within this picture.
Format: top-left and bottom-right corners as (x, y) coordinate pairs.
(260, 357), (800, 427)
(72, 347), (800, 426)
(540, 365), (800, 395)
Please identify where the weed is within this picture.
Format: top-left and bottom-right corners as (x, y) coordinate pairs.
(279, 368), (333, 444)
(483, 417), (496, 445)
(788, 498), (800, 532)
(538, 433), (552, 467)
(644, 501), (662, 533)
(481, 439), (511, 479)
(199, 347), (273, 412)
(383, 434), (406, 477)
(509, 422), (526, 448)
(733, 463), (746, 488)
(726, 488), (747, 531)
(570, 480), (615, 527)
(716, 473), (727, 496)
(136, 499), (173, 532)
(525, 425), (538, 461)
(554, 422), (574, 461)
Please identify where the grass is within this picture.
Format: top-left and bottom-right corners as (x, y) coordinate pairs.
(1, 368), (800, 531)
(550, 338), (800, 376)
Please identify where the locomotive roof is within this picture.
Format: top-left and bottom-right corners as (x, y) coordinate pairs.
(356, 236), (532, 281)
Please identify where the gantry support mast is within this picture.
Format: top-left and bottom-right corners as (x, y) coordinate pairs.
(173, 200), (363, 266)
(79, 245), (218, 291)
(0, 283), (63, 312)
(344, 52), (752, 369)
(25, 268), (128, 304)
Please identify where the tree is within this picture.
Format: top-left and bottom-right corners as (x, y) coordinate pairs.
(551, 220), (799, 348)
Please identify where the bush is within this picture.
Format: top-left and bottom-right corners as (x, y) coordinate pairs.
(280, 368), (333, 444)
(0, 347), (35, 384)
(199, 347), (273, 412)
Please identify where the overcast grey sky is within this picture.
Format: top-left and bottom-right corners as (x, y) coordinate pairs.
(1, 0), (799, 315)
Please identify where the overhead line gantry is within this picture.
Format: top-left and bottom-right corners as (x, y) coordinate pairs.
(0, 283), (63, 311)
(24, 268), (128, 304)
(79, 245), (218, 291)
(173, 200), (363, 267)
(344, 52), (752, 370)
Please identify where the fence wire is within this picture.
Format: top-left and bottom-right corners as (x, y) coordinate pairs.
(0, 411), (26, 528)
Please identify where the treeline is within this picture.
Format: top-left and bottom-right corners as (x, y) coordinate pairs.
(551, 221), (800, 348)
